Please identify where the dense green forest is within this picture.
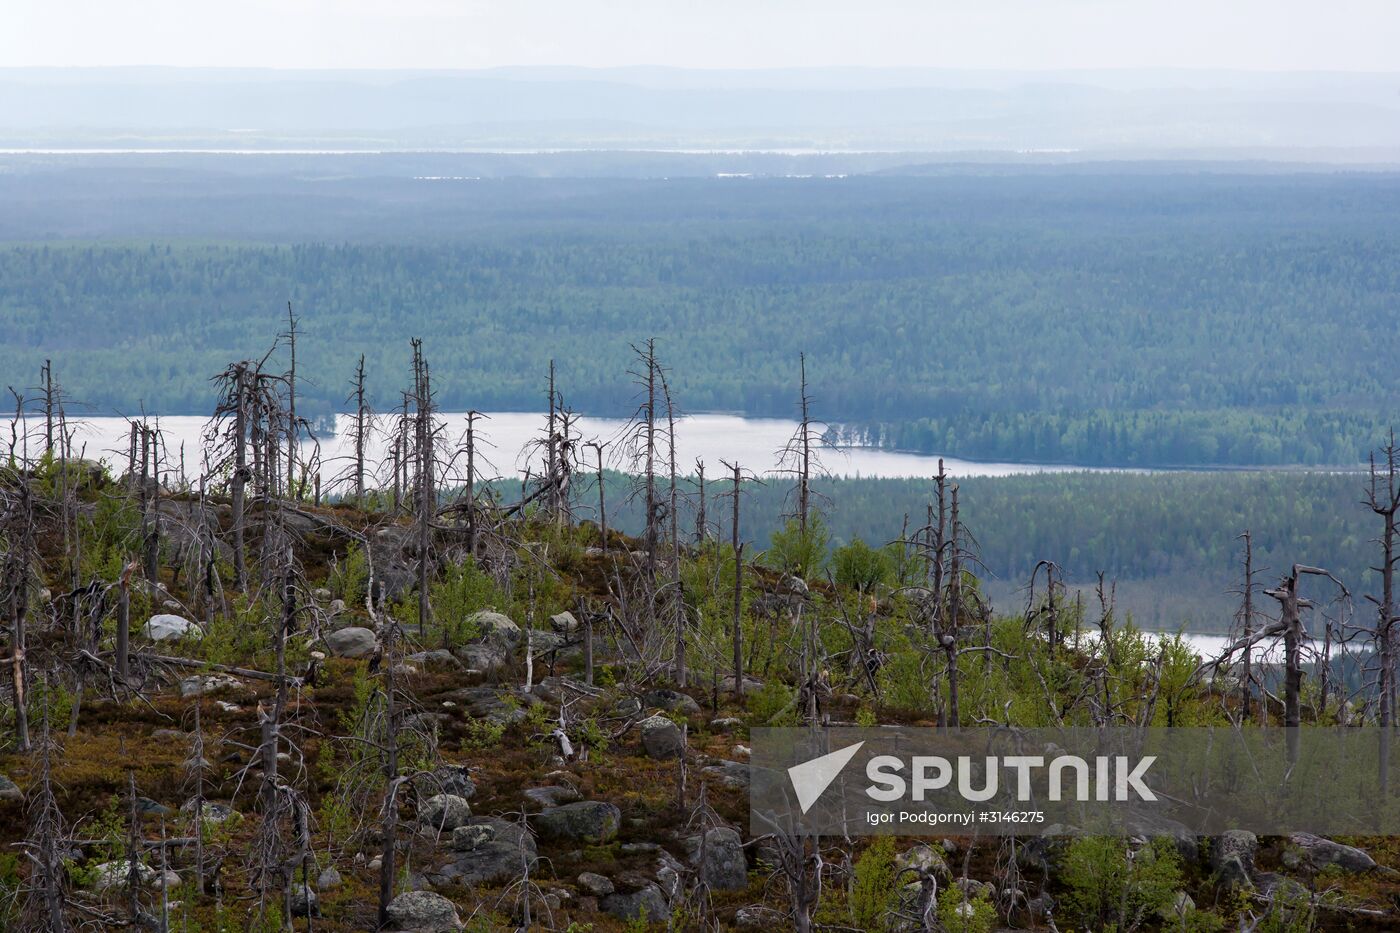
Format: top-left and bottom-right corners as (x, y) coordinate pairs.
(3, 171), (1400, 466)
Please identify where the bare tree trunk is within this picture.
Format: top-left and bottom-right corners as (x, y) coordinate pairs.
(378, 627), (400, 930)
(1239, 530), (1256, 723)
(231, 364), (249, 590)
(353, 354), (367, 509)
(644, 340), (658, 577)
(465, 411), (480, 557)
(942, 485), (962, 729)
(285, 303), (298, 499)
(695, 460), (707, 544)
(42, 359), (54, 456)
(411, 340), (434, 639)
(586, 441), (607, 554)
(116, 561), (134, 684)
(797, 352), (811, 535)
(730, 462), (745, 700)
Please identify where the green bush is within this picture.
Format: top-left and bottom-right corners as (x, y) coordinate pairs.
(1061, 836), (1183, 932)
(937, 885), (997, 933)
(832, 536), (894, 592)
(763, 516), (829, 580)
(849, 837), (898, 931)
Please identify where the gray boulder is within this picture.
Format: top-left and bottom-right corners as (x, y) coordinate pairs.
(290, 883), (319, 917)
(467, 610), (521, 650)
(407, 649), (462, 670)
(454, 642), (508, 672)
(325, 626), (378, 659)
(419, 794), (472, 832)
(385, 890), (462, 931)
(639, 715), (684, 759)
(700, 760), (749, 789)
(600, 883), (668, 923)
(642, 688), (702, 716)
(316, 865), (342, 889)
(577, 871), (614, 896)
(896, 843), (949, 880)
(426, 817), (536, 887)
(1210, 830), (1258, 889)
(1284, 833), (1377, 873)
(143, 614), (202, 641)
(450, 824), (496, 852)
(416, 765), (476, 800)
(524, 785), (582, 808)
(178, 673), (244, 698)
(90, 860), (180, 893)
(0, 774), (22, 802)
(533, 801), (621, 844)
(684, 827), (748, 890)
(549, 611), (579, 634)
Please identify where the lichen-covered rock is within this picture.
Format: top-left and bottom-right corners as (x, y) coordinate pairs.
(325, 626), (378, 659)
(466, 610), (521, 649)
(0, 774), (23, 802)
(426, 818), (536, 887)
(639, 715), (683, 759)
(642, 688), (701, 716)
(143, 614), (202, 641)
(532, 800), (621, 844)
(290, 883), (319, 917)
(90, 860), (180, 893)
(1210, 830), (1258, 889)
(178, 673), (244, 698)
(577, 871), (614, 897)
(896, 843), (949, 880)
(419, 794), (472, 832)
(416, 765), (476, 800)
(450, 823), (496, 851)
(524, 785), (582, 808)
(700, 759), (748, 788)
(600, 883), (668, 923)
(549, 610), (579, 634)
(1284, 833), (1377, 873)
(684, 827), (748, 891)
(385, 890), (462, 931)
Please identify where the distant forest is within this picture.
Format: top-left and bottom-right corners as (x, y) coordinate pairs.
(519, 467), (1375, 630)
(4, 171), (1400, 467)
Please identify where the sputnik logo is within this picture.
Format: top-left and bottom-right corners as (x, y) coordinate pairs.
(788, 741), (865, 814)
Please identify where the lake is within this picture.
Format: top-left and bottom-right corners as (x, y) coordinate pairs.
(47, 411), (1136, 487)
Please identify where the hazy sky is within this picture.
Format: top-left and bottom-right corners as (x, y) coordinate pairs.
(6, 0), (1398, 72)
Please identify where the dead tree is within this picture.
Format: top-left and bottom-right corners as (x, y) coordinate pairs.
(40, 360), (55, 457)
(347, 354), (371, 509)
(463, 410), (485, 557)
(722, 460), (751, 699)
(3, 436), (35, 752)
(585, 441), (608, 554)
(1366, 440), (1400, 735)
(624, 340), (663, 578)
(1265, 565), (1346, 758)
(283, 303), (299, 498)
(408, 340), (440, 639)
(1234, 530), (1263, 723)
(20, 679), (76, 932)
(778, 352), (827, 537)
